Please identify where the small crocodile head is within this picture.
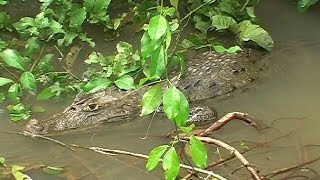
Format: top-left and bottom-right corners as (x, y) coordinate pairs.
(23, 119), (46, 134)
(23, 88), (140, 135)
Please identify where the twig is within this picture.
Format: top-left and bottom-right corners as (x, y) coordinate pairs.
(30, 43), (48, 72)
(0, 64), (20, 80)
(62, 66), (81, 81)
(11, 128), (226, 180)
(54, 45), (81, 81)
(180, 136), (262, 180)
(140, 105), (160, 139)
(182, 132), (293, 179)
(21, 131), (76, 151)
(199, 112), (261, 136)
(180, 0), (216, 22)
(72, 144), (228, 180)
(240, 0), (250, 12)
(261, 157), (320, 179)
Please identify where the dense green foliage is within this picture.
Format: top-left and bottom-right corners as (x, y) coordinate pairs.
(0, 0), (282, 179)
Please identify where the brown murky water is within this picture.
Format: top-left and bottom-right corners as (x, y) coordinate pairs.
(1, 0), (320, 179)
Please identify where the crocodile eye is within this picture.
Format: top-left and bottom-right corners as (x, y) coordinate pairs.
(84, 103), (99, 111)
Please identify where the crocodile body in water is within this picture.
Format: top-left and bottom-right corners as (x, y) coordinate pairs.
(23, 48), (268, 135)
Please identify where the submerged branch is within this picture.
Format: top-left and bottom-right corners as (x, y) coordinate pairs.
(261, 157), (320, 179)
(199, 112), (261, 136)
(179, 136), (262, 180)
(21, 131), (76, 151)
(72, 144), (228, 180)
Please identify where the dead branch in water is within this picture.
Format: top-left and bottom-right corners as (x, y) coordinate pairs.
(11, 112), (319, 180)
(198, 112), (261, 136)
(260, 157), (320, 179)
(71, 144), (228, 180)
(179, 136), (261, 180)
(182, 132), (294, 179)
(21, 131), (76, 151)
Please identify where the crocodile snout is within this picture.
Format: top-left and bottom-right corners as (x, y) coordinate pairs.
(23, 119), (45, 135)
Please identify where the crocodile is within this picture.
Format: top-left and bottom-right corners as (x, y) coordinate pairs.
(23, 48), (268, 135)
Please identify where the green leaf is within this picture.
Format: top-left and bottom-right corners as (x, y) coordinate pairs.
(163, 86), (180, 120)
(238, 20), (274, 51)
(79, 33), (95, 47)
(113, 17), (122, 30)
(0, 157), (5, 167)
(81, 77), (112, 93)
(0, 0), (8, 5)
(84, 51), (107, 65)
(170, 51), (186, 78)
(13, 17), (37, 36)
(12, 165), (31, 180)
(146, 145), (169, 171)
(0, 49), (24, 70)
(84, 0), (111, 13)
(114, 75), (135, 90)
(174, 90), (189, 127)
(148, 46), (166, 79)
(7, 103), (31, 122)
(193, 15), (211, 33)
(190, 135), (207, 169)
(211, 15), (236, 31)
(162, 147), (180, 180)
(116, 41), (133, 54)
(246, 7), (256, 18)
(35, 53), (54, 72)
(0, 77), (13, 87)
(170, 0), (179, 12)
(57, 31), (78, 46)
(138, 77), (149, 88)
(160, 7), (176, 17)
(181, 33), (206, 49)
(212, 45), (242, 54)
(48, 20), (64, 35)
(7, 83), (21, 102)
(20, 72), (36, 90)
(37, 87), (55, 100)
(25, 37), (40, 57)
(218, 2), (237, 17)
(0, 39), (7, 51)
(43, 166), (64, 175)
(141, 32), (161, 58)
(0, 12), (12, 30)
(298, 0), (319, 12)
(179, 124), (195, 134)
(148, 15), (167, 41)
(70, 7), (87, 28)
(141, 83), (162, 116)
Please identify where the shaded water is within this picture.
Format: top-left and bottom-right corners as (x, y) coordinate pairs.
(1, 0), (320, 179)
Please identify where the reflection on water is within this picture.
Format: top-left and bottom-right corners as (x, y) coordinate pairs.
(1, 0), (320, 179)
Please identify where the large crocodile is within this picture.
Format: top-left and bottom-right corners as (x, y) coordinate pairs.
(23, 48), (268, 135)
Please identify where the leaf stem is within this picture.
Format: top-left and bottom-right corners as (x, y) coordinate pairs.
(240, 0), (250, 12)
(0, 64), (19, 81)
(30, 43), (48, 72)
(180, 0), (216, 22)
